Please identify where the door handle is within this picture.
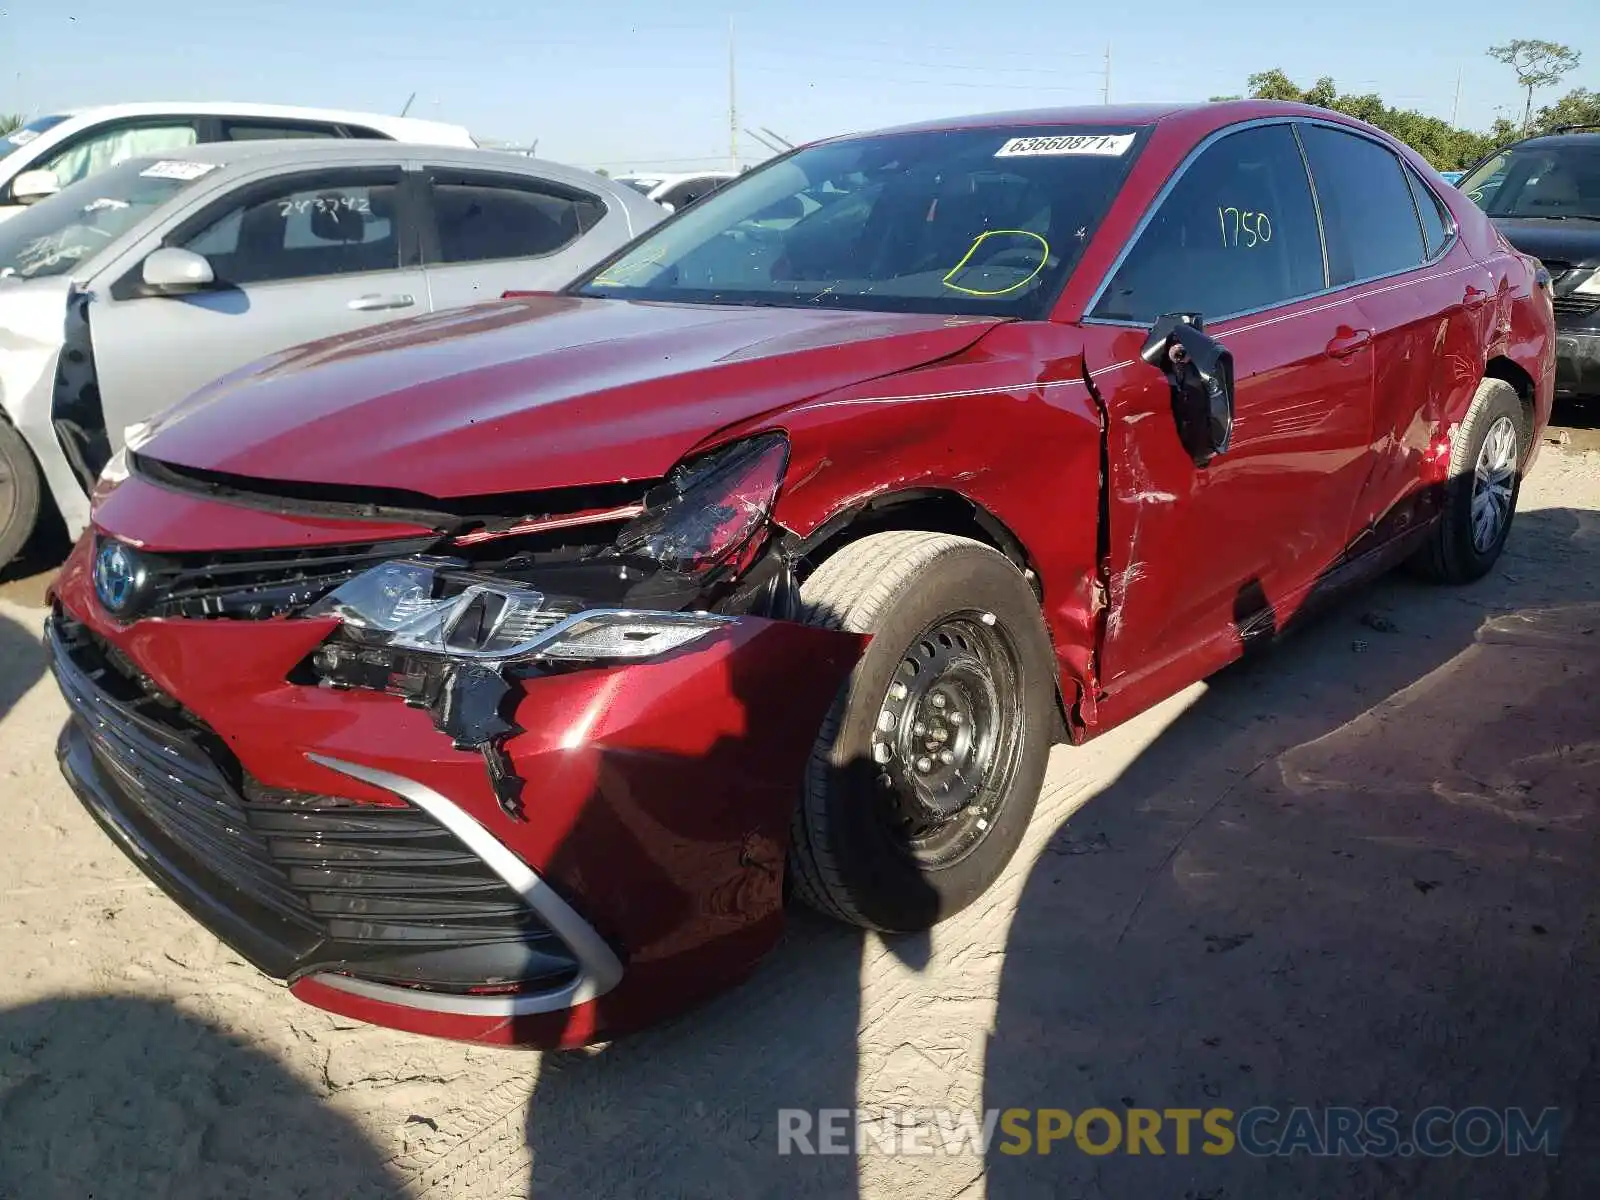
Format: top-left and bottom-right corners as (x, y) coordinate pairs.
(348, 293), (416, 312)
(1463, 285), (1492, 311)
(1325, 328), (1373, 359)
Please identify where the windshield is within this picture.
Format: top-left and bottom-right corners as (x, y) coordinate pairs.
(574, 125), (1148, 318)
(618, 177), (659, 196)
(0, 156), (212, 281)
(1459, 143), (1600, 220)
(1, 114), (72, 163)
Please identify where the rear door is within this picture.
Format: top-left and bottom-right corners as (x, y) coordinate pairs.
(418, 166), (616, 307)
(1081, 121), (1377, 705)
(1298, 123), (1487, 544)
(87, 162), (425, 447)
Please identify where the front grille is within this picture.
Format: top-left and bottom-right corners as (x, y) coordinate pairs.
(134, 536), (442, 620)
(1540, 259), (1575, 284)
(1552, 294), (1600, 319)
(50, 613), (579, 991)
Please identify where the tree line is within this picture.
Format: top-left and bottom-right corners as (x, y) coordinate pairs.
(1220, 39), (1594, 171)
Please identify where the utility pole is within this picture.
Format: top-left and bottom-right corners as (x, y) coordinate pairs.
(1102, 43), (1111, 104)
(1450, 68), (1462, 127)
(728, 17), (739, 173)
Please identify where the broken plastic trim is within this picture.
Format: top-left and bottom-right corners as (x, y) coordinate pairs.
(307, 558), (734, 820)
(307, 559), (732, 664)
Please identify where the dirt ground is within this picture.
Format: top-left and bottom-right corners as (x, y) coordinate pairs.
(1, 437), (1598, 1199)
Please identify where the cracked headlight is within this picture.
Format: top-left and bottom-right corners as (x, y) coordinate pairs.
(613, 433), (788, 575)
(307, 558), (730, 662)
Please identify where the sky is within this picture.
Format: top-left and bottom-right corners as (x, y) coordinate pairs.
(2, 0), (1594, 173)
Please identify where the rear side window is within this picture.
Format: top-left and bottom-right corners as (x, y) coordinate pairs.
(427, 172), (606, 264)
(220, 119), (341, 142)
(1300, 125), (1426, 284)
(1405, 165), (1452, 258)
(1092, 123), (1324, 323)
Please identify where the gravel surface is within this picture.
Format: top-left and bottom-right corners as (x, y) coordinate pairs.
(1, 446), (1597, 1199)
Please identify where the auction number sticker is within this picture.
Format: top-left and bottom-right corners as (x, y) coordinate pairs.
(140, 160), (220, 181)
(996, 133), (1136, 158)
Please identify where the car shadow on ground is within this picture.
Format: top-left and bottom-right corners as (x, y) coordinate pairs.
(0, 605), (47, 723)
(519, 503), (1600, 1198)
(0, 995), (402, 1199)
(982, 502), (1600, 1197)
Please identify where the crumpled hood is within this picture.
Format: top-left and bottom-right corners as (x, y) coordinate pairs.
(138, 295), (1004, 497)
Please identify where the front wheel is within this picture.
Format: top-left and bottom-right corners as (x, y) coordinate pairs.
(0, 420), (42, 569)
(788, 531), (1056, 931)
(1411, 378), (1526, 583)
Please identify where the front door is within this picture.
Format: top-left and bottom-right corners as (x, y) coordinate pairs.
(87, 163), (425, 450)
(1079, 122), (1377, 712)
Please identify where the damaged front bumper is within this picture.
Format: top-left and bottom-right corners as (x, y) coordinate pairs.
(49, 494), (863, 1047)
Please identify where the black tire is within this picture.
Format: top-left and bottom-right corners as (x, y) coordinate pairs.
(1411, 378), (1527, 584)
(0, 420), (42, 569)
(788, 531), (1056, 931)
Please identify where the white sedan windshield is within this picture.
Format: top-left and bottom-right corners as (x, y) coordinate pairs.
(0, 157), (209, 280)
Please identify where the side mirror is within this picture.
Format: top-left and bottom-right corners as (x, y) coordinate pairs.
(11, 169), (60, 205)
(141, 247), (215, 294)
(1140, 313), (1235, 467)
(658, 201), (676, 214)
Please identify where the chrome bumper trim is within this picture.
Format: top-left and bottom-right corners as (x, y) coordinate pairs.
(304, 754), (624, 1017)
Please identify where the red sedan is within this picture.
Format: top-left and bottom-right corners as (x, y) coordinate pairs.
(49, 101), (1553, 1047)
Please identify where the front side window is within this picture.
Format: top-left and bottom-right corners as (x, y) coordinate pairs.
(180, 169), (401, 285)
(428, 173), (606, 263)
(1091, 123), (1324, 323)
(1458, 143), (1600, 220)
(576, 126), (1148, 318)
(1, 113), (72, 164)
(1300, 125), (1426, 284)
(0, 158), (202, 280)
(36, 120), (200, 189)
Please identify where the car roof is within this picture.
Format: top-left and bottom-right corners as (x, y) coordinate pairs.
(814, 100), (1362, 143)
(38, 101), (471, 140)
(117, 138), (577, 175)
(1506, 128), (1600, 150)
(106, 141), (656, 214)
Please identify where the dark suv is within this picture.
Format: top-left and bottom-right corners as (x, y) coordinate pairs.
(1459, 126), (1600, 398)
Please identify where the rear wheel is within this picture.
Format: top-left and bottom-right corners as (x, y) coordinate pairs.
(0, 420), (42, 569)
(1412, 378), (1526, 583)
(788, 531), (1056, 931)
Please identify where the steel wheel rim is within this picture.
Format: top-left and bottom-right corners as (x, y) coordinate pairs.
(1471, 415), (1518, 553)
(870, 613), (1024, 868)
